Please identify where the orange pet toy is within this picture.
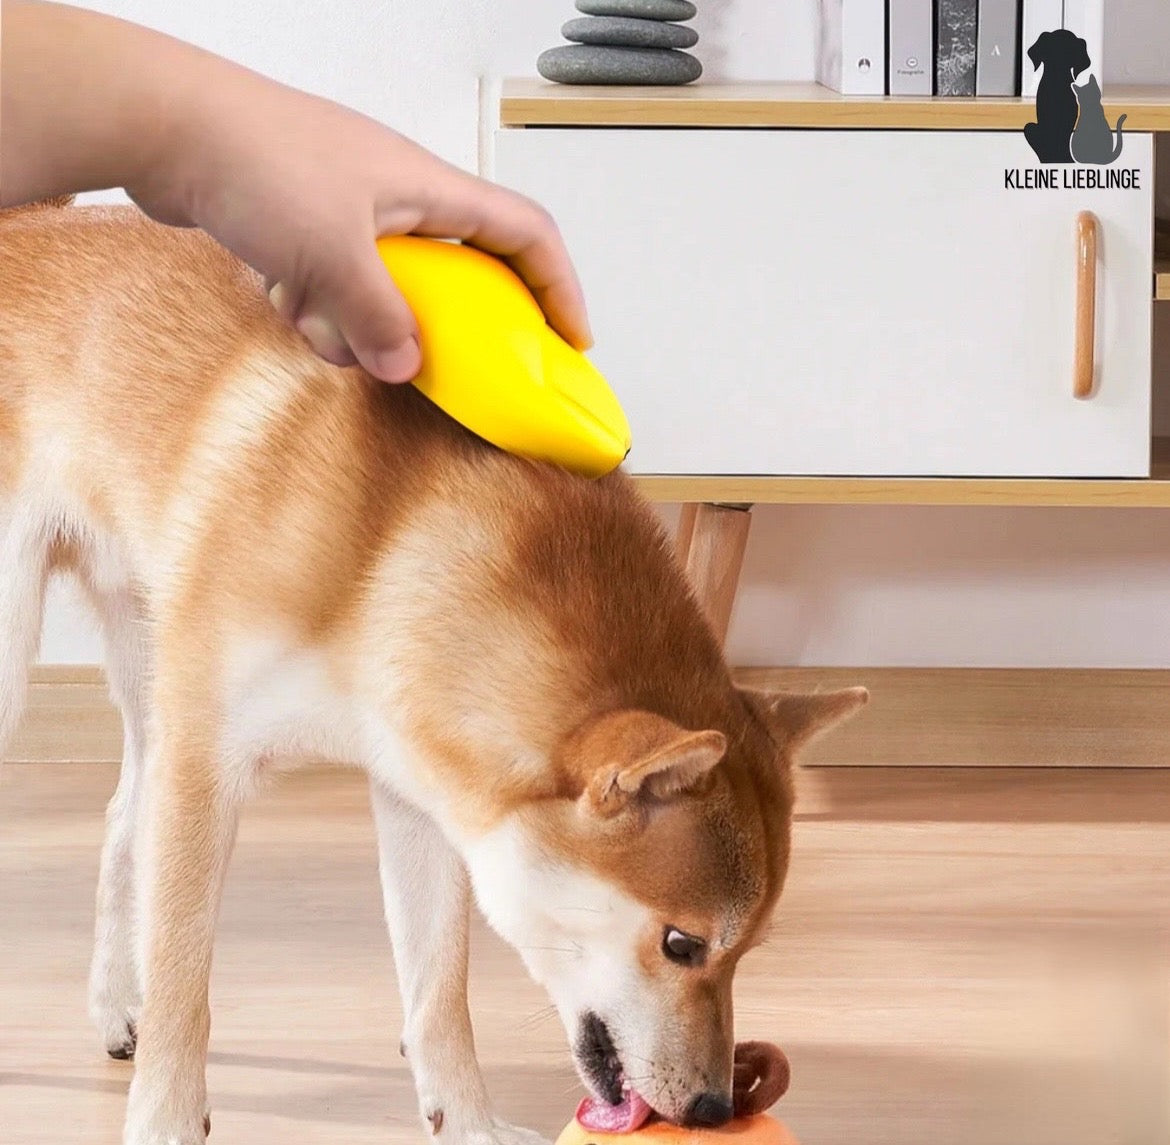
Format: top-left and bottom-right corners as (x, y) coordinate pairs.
(556, 1043), (798, 1145)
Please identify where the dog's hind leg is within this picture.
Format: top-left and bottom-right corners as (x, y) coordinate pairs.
(370, 779), (552, 1145)
(0, 505), (49, 759)
(85, 579), (151, 1060)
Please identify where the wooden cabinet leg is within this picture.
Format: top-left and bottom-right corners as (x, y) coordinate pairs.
(675, 503), (699, 565)
(684, 503), (753, 646)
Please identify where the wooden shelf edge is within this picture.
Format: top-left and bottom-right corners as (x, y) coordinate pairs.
(631, 440), (1170, 506)
(1156, 255), (1170, 302)
(500, 78), (1170, 131)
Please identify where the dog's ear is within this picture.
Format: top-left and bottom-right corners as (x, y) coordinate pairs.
(1027, 31), (1051, 69)
(577, 711), (727, 817)
(1072, 39), (1091, 79)
(746, 687), (869, 753)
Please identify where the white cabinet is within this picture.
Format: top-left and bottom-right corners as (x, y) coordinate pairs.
(495, 128), (1154, 477)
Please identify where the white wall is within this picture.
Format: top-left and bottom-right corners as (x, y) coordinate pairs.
(40, 0), (1170, 668)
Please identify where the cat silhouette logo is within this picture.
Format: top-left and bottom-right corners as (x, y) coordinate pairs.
(1023, 29), (1125, 165)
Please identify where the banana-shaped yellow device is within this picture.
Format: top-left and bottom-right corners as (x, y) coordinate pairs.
(376, 236), (631, 479)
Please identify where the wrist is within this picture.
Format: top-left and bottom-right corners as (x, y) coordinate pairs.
(118, 39), (236, 227)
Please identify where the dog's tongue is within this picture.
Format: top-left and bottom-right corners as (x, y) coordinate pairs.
(576, 1090), (654, 1134)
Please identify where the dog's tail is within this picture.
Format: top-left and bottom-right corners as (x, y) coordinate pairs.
(1111, 113), (1128, 162)
(0, 195), (76, 221)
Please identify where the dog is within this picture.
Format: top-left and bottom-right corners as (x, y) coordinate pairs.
(0, 200), (866, 1145)
(1024, 28), (1092, 163)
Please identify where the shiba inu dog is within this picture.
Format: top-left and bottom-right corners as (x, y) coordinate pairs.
(0, 200), (866, 1145)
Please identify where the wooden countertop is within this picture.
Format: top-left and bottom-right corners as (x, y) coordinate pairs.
(501, 78), (1170, 131)
(630, 439), (1170, 507)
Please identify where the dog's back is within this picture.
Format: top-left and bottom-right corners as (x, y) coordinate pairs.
(0, 202), (733, 775)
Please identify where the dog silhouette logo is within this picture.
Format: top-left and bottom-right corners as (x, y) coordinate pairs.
(1023, 29), (1125, 165)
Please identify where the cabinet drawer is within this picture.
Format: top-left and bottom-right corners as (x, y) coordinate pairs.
(495, 129), (1154, 477)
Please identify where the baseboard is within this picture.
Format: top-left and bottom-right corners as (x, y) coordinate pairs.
(738, 667), (1170, 767)
(9, 665), (1170, 767)
(8, 666), (122, 764)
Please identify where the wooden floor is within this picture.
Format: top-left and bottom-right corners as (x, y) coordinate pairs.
(2, 763), (1168, 1144)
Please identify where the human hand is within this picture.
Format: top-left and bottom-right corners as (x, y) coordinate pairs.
(3, 3), (590, 383)
(132, 67), (591, 382)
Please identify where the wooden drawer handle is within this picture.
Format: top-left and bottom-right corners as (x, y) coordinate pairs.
(1074, 211), (1099, 400)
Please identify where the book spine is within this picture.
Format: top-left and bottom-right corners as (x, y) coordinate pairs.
(816, 0), (846, 92)
(1021, 0), (1064, 98)
(818, 0), (886, 94)
(975, 0), (1019, 95)
(935, 0), (979, 96)
(889, 0), (935, 95)
(1061, 0), (1105, 85)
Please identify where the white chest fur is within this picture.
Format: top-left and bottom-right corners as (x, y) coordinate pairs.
(221, 635), (372, 777)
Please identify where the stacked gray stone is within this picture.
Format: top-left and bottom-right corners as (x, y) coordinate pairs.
(538, 0), (701, 86)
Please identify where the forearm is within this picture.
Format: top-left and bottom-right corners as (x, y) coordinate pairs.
(2, 1), (228, 211)
(0, 0), (591, 371)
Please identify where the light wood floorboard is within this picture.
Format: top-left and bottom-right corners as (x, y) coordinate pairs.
(2, 764), (1168, 1144)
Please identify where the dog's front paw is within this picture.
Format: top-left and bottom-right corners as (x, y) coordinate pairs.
(123, 1073), (210, 1145)
(420, 1108), (552, 1145)
(477, 1121), (554, 1145)
(122, 1122), (208, 1145)
(435, 1118), (552, 1145)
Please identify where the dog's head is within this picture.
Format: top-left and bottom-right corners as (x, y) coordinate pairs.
(464, 686), (866, 1126)
(1028, 29), (1091, 80)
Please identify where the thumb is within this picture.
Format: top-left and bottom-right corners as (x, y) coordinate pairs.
(319, 243), (422, 383)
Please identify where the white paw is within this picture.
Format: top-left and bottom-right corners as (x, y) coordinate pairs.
(442, 1119), (553, 1145)
(479, 1122), (554, 1145)
(123, 1074), (209, 1145)
(89, 960), (142, 1059)
(122, 1121), (207, 1145)
(91, 996), (140, 1060)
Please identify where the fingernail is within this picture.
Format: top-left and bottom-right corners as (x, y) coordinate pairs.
(373, 337), (421, 383)
(571, 313), (594, 351)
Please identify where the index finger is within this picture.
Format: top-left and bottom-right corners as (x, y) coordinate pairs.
(495, 212), (594, 352)
(420, 180), (594, 351)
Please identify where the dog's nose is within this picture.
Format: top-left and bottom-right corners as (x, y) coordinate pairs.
(683, 1091), (735, 1128)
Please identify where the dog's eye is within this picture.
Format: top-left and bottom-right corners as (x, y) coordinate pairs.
(662, 927), (707, 967)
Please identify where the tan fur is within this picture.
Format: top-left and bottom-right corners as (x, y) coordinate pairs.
(0, 394), (20, 487)
(0, 200), (866, 1141)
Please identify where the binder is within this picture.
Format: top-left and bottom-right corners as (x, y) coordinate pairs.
(889, 0), (934, 95)
(816, 0), (887, 95)
(1022, 0), (1067, 98)
(976, 0), (1020, 95)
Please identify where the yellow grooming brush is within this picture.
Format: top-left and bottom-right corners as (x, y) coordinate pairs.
(376, 236), (630, 479)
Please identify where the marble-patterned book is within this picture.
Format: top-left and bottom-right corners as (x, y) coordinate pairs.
(935, 0), (979, 96)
